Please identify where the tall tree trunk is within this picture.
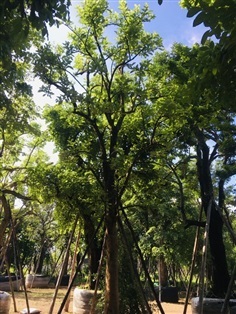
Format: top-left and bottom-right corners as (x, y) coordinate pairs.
(208, 202), (229, 296)
(103, 159), (119, 314)
(196, 131), (230, 297)
(104, 210), (119, 313)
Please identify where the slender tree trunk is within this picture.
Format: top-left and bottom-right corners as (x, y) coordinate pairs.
(159, 255), (168, 287)
(196, 131), (230, 297)
(61, 244), (69, 276)
(0, 194), (11, 247)
(35, 241), (46, 274)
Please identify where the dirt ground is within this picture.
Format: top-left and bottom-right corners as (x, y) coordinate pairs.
(7, 288), (192, 314)
(9, 288), (71, 314)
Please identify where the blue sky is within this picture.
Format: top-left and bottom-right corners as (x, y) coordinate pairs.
(48, 0), (207, 48)
(145, 1), (206, 47)
(54, 1), (207, 46)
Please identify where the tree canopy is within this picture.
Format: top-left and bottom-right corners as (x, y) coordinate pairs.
(1, 0), (236, 312)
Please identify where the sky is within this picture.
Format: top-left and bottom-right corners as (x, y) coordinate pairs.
(47, 0), (207, 48)
(143, 1), (206, 47)
(38, 0), (207, 105)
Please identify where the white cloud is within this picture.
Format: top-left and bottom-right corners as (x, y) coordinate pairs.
(183, 19), (208, 46)
(187, 32), (203, 45)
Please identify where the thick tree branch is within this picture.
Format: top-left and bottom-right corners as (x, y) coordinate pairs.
(184, 219), (205, 229)
(1, 189), (33, 201)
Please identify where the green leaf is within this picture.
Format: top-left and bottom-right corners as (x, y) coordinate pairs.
(212, 68), (217, 75)
(193, 12), (205, 27)
(201, 30), (211, 45)
(186, 7), (201, 18)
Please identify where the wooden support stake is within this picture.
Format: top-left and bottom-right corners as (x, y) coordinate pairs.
(183, 204), (203, 314)
(121, 207), (165, 314)
(199, 198), (212, 314)
(5, 257), (17, 312)
(118, 216), (152, 314)
(49, 214), (79, 314)
(57, 215), (104, 314)
(12, 219), (30, 314)
(221, 264), (236, 314)
(90, 232), (106, 314)
(64, 228), (81, 312)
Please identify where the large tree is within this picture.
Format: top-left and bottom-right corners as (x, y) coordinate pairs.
(151, 42), (236, 297)
(33, 0), (165, 311)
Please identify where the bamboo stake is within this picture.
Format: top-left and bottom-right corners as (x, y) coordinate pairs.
(57, 215), (104, 314)
(199, 198), (212, 314)
(64, 228), (81, 312)
(217, 204), (236, 245)
(183, 204), (203, 314)
(49, 214), (79, 314)
(5, 257), (17, 312)
(12, 219), (30, 314)
(118, 216), (152, 314)
(90, 232), (106, 314)
(221, 264), (236, 314)
(121, 207), (165, 314)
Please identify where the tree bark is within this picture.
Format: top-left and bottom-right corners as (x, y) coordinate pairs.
(208, 201), (229, 296)
(103, 159), (119, 314)
(104, 212), (119, 314)
(35, 242), (46, 274)
(0, 194), (11, 247)
(196, 131), (230, 297)
(159, 255), (168, 287)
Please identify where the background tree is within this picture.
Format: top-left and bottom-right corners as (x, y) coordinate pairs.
(27, 152), (104, 289)
(12, 203), (59, 275)
(180, 0), (236, 45)
(0, 0), (70, 62)
(0, 0), (71, 276)
(0, 116), (40, 251)
(150, 42), (236, 297)
(180, 0), (236, 109)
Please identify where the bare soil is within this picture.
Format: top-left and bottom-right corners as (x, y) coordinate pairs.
(7, 288), (192, 314)
(9, 288), (72, 314)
